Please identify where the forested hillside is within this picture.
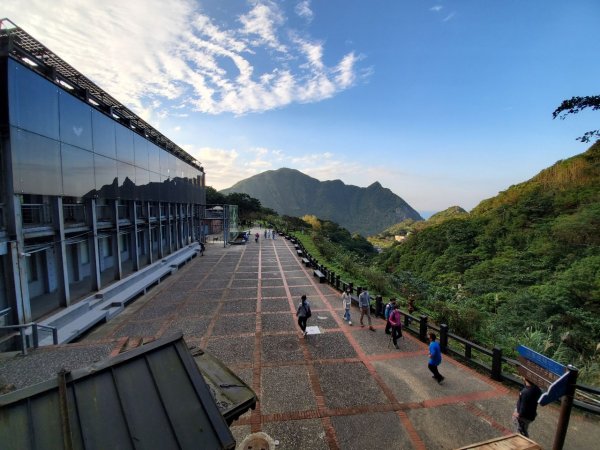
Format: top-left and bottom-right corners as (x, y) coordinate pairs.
(376, 143), (600, 381)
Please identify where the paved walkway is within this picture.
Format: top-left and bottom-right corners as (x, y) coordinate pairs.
(2, 230), (599, 449)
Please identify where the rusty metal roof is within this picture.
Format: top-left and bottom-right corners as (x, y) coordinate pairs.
(0, 333), (236, 450)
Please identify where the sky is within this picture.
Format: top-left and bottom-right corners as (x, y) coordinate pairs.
(3, 1), (599, 217)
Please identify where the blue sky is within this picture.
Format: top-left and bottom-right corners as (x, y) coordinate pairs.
(4, 1), (599, 217)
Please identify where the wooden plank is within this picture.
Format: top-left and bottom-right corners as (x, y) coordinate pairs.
(517, 356), (559, 389)
(455, 433), (541, 450)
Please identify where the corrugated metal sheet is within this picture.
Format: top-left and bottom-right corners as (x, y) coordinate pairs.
(191, 348), (257, 424)
(0, 333), (236, 450)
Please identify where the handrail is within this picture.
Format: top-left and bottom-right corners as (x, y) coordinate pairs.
(0, 323), (59, 355)
(286, 230), (600, 415)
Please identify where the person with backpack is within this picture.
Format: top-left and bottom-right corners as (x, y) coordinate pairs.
(388, 303), (403, 349)
(384, 298), (397, 334)
(296, 295), (312, 337)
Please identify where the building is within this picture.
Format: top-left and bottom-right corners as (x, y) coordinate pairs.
(0, 19), (206, 343)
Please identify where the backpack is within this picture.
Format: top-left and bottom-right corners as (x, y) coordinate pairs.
(385, 303), (393, 320)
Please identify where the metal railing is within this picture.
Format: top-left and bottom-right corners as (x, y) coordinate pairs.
(117, 204), (130, 221)
(63, 203), (87, 225)
(96, 204), (113, 222)
(0, 322), (58, 355)
(288, 232), (600, 415)
(21, 203), (52, 226)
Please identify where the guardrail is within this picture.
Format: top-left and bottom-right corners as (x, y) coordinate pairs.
(285, 231), (600, 415)
(21, 203), (51, 226)
(0, 322), (58, 355)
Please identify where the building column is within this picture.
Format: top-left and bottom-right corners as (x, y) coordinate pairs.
(131, 200), (140, 271)
(147, 201), (152, 265)
(113, 199), (123, 280)
(158, 201), (164, 259)
(52, 197), (70, 307)
(88, 198), (101, 291)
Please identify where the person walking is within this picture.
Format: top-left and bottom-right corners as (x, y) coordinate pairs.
(358, 288), (375, 331)
(255, 232), (259, 243)
(384, 298), (397, 334)
(341, 288), (352, 325)
(512, 378), (542, 438)
(264, 229), (267, 239)
(388, 303), (402, 349)
(428, 332), (444, 383)
(296, 295), (312, 337)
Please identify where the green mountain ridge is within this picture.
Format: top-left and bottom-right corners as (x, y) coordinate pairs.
(376, 142), (600, 369)
(221, 168), (422, 236)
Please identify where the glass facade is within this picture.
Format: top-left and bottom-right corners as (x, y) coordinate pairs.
(3, 54), (206, 326)
(7, 58), (204, 200)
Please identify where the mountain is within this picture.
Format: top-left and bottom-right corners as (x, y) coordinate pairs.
(220, 168), (422, 235)
(377, 142), (600, 373)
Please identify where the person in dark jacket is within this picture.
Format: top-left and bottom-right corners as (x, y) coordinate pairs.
(296, 295), (311, 337)
(513, 378), (542, 437)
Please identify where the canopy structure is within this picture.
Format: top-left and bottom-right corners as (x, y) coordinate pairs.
(0, 333), (251, 450)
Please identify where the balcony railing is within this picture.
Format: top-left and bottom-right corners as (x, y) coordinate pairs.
(96, 204), (113, 222)
(63, 203), (87, 225)
(21, 203), (52, 227)
(118, 204), (130, 221)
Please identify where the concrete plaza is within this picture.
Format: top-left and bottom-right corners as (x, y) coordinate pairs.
(1, 230), (599, 449)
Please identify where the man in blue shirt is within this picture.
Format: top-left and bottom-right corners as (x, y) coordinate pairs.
(428, 332), (444, 383)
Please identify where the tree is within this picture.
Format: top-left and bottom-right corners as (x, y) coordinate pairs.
(553, 95), (600, 143)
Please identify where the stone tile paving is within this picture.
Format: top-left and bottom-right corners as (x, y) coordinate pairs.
(261, 312), (297, 333)
(305, 332), (357, 360)
(261, 365), (317, 414)
(331, 412), (414, 450)
(261, 298), (291, 312)
(263, 419), (329, 450)
(3, 231), (598, 450)
(315, 362), (389, 409)
(261, 334), (304, 363)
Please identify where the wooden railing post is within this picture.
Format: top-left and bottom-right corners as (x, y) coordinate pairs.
(419, 315), (428, 342)
(491, 346), (503, 381)
(440, 324), (449, 354)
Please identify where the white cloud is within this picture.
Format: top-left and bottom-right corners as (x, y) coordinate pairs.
(4, 0), (363, 119)
(239, 0), (287, 52)
(430, 5), (443, 13)
(295, 1), (314, 22)
(443, 12), (456, 22)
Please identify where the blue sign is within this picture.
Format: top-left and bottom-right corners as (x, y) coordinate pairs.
(539, 371), (570, 406)
(517, 345), (566, 376)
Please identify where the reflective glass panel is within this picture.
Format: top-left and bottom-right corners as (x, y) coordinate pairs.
(135, 167), (150, 200)
(8, 59), (60, 140)
(118, 161), (136, 199)
(11, 127), (62, 195)
(61, 144), (95, 198)
(149, 171), (161, 201)
(115, 124), (134, 165)
(59, 91), (93, 150)
(94, 154), (118, 198)
(134, 134), (148, 169)
(92, 110), (117, 158)
(148, 144), (160, 173)
(159, 148), (170, 176)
